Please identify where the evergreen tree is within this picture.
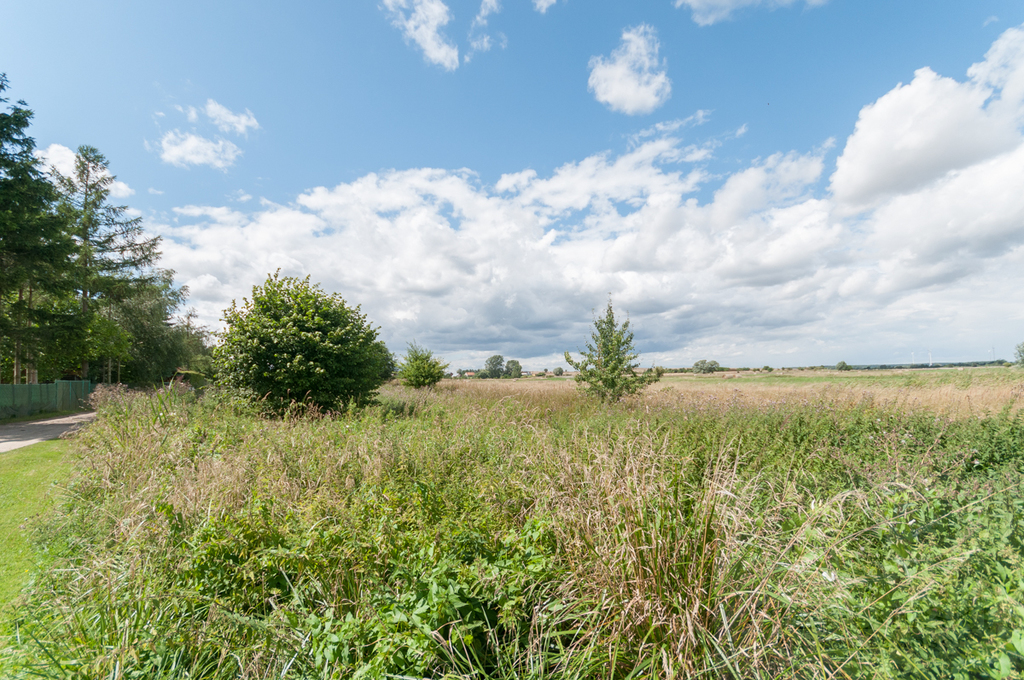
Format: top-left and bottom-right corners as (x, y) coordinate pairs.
(0, 74), (75, 383)
(53, 145), (161, 378)
(564, 300), (659, 402)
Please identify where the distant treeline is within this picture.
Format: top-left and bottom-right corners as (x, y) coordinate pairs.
(662, 360), (1011, 372)
(1, 75), (210, 386)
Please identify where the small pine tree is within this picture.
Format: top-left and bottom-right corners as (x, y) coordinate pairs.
(564, 300), (658, 402)
(398, 343), (449, 388)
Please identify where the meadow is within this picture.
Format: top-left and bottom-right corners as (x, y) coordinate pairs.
(3, 367), (1024, 679)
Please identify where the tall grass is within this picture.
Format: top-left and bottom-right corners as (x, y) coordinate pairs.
(3, 379), (1024, 678)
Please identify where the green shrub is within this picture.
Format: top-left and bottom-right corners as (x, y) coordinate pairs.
(215, 272), (390, 412)
(397, 343), (448, 389)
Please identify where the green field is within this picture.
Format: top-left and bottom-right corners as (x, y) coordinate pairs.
(0, 440), (70, 605)
(2, 376), (1024, 678)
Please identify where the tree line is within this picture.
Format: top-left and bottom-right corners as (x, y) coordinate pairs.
(455, 355), (523, 379)
(0, 75), (210, 385)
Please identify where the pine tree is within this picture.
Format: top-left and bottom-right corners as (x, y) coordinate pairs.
(0, 74), (75, 383)
(53, 145), (161, 379)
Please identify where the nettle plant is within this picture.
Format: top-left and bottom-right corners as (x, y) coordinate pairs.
(216, 272), (391, 412)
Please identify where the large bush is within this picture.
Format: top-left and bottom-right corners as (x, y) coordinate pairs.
(216, 273), (390, 411)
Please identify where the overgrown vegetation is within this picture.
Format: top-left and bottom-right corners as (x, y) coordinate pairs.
(4, 379), (1024, 678)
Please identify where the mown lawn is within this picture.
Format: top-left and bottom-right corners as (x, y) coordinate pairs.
(0, 440), (70, 605)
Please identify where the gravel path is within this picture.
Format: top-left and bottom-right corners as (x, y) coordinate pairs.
(0, 412), (96, 453)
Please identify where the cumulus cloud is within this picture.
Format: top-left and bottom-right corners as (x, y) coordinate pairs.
(158, 131), (242, 170)
(382, 0), (460, 71)
(204, 99), (259, 135)
(588, 25), (672, 115)
(157, 129), (831, 365)
(155, 24), (1024, 368)
(35, 143), (134, 197)
(533, 0), (557, 12)
(675, 0), (828, 26)
(831, 24), (1024, 211)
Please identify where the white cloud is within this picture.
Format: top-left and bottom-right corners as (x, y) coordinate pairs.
(465, 0), (500, 61)
(471, 0), (499, 28)
(155, 24), (1024, 368)
(35, 143), (134, 197)
(36, 143), (77, 177)
(158, 131), (242, 170)
(204, 99), (259, 135)
(831, 24), (1024, 212)
(175, 105), (199, 123)
(588, 25), (671, 116)
(149, 188), (164, 195)
(631, 110), (711, 143)
(382, 0), (460, 71)
(675, 0), (828, 26)
(109, 181), (135, 198)
(533, 0), (557, 12)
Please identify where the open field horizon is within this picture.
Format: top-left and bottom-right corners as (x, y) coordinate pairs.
(469, 365), (1024, 415)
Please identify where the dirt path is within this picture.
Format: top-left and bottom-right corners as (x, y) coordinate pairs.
(0, 412), (96, 454)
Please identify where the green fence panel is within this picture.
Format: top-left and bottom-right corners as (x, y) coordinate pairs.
(0, 381), (92, 419)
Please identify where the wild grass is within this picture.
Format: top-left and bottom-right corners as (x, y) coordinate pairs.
(659, 366), (1024, 416)
(2, 377), (1024, 678)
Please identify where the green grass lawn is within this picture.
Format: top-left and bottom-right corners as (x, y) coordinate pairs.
(0, 440), (70, 605)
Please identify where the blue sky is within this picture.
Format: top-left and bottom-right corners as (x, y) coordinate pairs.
(3, 0), (1024, 369)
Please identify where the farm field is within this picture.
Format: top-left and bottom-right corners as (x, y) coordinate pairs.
(2, 370), (1024, 678)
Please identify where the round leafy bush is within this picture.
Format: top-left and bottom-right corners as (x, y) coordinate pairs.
(216, 272), (391, 411)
